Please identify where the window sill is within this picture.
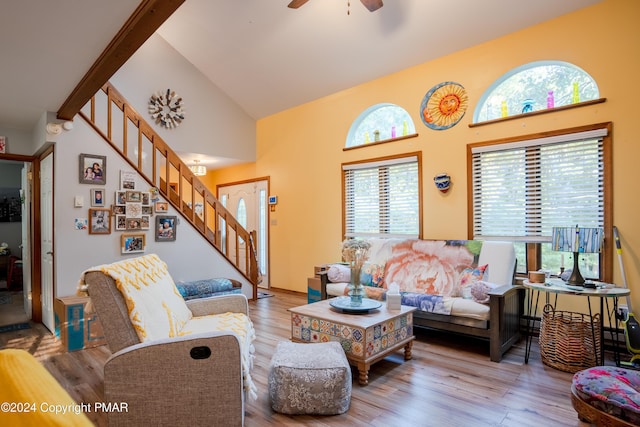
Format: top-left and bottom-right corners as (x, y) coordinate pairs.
(469, 98), (606, 128)
(343, 133), (419, 151)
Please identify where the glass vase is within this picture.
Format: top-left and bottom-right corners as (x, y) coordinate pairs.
(348, 263), (364, 306)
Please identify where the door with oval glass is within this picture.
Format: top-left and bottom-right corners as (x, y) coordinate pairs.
(218, 179), (269, 289)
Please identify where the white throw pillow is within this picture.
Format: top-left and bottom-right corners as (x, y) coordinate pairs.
(327, 264), (351, 283)
(98, 254), (192, 342)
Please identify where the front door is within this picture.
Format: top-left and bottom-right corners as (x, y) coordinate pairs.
(40, 152), (54, 331)
(218, 179), (269, 289)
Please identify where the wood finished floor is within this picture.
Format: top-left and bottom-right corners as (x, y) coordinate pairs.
(0, 289), (591, 427)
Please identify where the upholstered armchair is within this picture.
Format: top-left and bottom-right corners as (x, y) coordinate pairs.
(83, 254), (256, 427)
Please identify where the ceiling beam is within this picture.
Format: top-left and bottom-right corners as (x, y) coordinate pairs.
(57, 0), (185, 121)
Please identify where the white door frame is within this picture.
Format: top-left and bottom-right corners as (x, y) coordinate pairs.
(217, 178), (269, 289)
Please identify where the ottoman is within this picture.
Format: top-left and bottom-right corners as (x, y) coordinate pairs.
(268, 341), (352, 415)
(571, 366), (640, 426)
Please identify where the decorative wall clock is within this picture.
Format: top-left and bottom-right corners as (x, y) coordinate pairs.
(420, 82), (468, 130)
(148, 89), (185, 129)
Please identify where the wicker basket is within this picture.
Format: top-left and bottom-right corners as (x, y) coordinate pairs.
(539, 304), (601, 373)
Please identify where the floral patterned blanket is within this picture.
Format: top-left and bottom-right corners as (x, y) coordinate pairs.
(400, 292), (453, 315)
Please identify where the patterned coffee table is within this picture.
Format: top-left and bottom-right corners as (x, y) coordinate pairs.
(289, 298), (416, 385)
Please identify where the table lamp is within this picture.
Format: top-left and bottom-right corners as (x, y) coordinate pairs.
(551, 225), (604, 286)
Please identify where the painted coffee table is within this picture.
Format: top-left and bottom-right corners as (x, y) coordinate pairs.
(289, 297), (416, 385)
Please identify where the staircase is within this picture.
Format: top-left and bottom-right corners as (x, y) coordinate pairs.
(79, 82), (259, 299)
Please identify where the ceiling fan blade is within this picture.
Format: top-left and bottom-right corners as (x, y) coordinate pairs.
(361, 0), (383, 12)
(288, 0), (310, 8)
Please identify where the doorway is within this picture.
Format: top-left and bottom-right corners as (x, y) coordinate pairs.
(217, 178), (270, 289)
(0, 159), (31, 327)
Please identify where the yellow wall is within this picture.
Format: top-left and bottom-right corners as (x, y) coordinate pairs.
(210, 0), (640, 314)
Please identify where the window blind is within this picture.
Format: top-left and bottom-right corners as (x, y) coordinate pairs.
(344, 156), (419, 238)
(471, 133), (605, 242)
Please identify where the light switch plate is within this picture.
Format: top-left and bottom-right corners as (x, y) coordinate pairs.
(74, 196), (83, 207)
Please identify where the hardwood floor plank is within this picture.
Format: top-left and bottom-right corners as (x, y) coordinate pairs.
(0, 290), (591, 426)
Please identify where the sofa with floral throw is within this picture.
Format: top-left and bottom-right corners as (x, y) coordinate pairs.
(315, 238), (523, 362)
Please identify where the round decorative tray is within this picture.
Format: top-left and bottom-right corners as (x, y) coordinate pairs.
(329, 296), (382, 314)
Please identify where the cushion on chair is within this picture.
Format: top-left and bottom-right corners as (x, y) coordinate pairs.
(268, 341), (351, 415)
(572, 366), (640, 425)
(175, 278), (242, 300)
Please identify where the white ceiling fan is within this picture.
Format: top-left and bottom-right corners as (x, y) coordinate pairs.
(288, 0), (384, 12)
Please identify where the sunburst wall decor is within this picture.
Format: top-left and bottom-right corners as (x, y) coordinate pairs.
(420, 82), (468, 130)
(148, 89), (185, 129)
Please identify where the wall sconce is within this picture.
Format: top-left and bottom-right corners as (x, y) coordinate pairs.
(46, 121), (74, 135)
(434, 173), (451, 193)
(189, 159), (207, 176)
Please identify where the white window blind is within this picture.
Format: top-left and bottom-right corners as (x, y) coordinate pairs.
(343, 156), (419, 238)
(471, 129), (606, 242)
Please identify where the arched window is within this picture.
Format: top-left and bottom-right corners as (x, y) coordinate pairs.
(474, 61), (599, 123)
(346, 103), (415, 148)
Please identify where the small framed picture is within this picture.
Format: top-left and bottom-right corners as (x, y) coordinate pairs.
(88, 208), (111, 234)
(126, 190), (142, 203)
(121, 233), (145, 254)
(112, 205), (125, 215)
(154, 201), (169, 213)
(114, 215), (126, 231)
(156, 215), (176, 242)
(141, 192), (151, 206)
(126, 217), (142, 230)
(115, 191), (126, 206)
(90, 189), (105, 207)
(141, 215), (151, 230)
(141, 206), (153, 215)
(79, 154), (106, 185)
(120, 171), (136, 190)
(0, 136), (6, 153)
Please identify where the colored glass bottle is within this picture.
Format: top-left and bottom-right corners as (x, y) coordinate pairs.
(572, 82), (580, 104)
(391, 126), (396, 138)
(547, 91), (555, 109)
(402, 120), (408, 136)
(501, 100), (508, 117)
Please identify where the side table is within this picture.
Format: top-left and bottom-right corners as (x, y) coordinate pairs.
(524, 279), (629, 369)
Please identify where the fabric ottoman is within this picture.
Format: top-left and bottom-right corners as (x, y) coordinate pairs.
(268, 341), (352, 415)
(571, 366), (640, 425)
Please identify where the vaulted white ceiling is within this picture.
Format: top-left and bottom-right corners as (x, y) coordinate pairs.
(0, 0), (601, 130)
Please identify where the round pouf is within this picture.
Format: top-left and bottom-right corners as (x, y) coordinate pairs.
(571, 366), (640, 425)
(268, 341), (352, 415)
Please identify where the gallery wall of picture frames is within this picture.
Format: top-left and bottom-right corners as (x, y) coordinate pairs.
(77, 161), (177, 253)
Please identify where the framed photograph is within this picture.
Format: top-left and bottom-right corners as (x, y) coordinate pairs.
(114, 215), (127, 231)
(75, 218), (88, 230)
(156, 215), (177, 241)
(126, 190), (142, 203)
(90, 189), (105, 207)
(79, 153), (106, 185)
(0, 136), (6, 153)
(115, 191), (126, 206)
(141, 206), (153, 215)
(120, 170), (136, 190)
(88, 208), (111, 234)
(112, 205), (125, 215)
(126, 217), (142, 230)
(154, 201), (169, 213)
(121, 233), (145, 254)
(141, 192), (151, 206)
(141, 215), (151, 230)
